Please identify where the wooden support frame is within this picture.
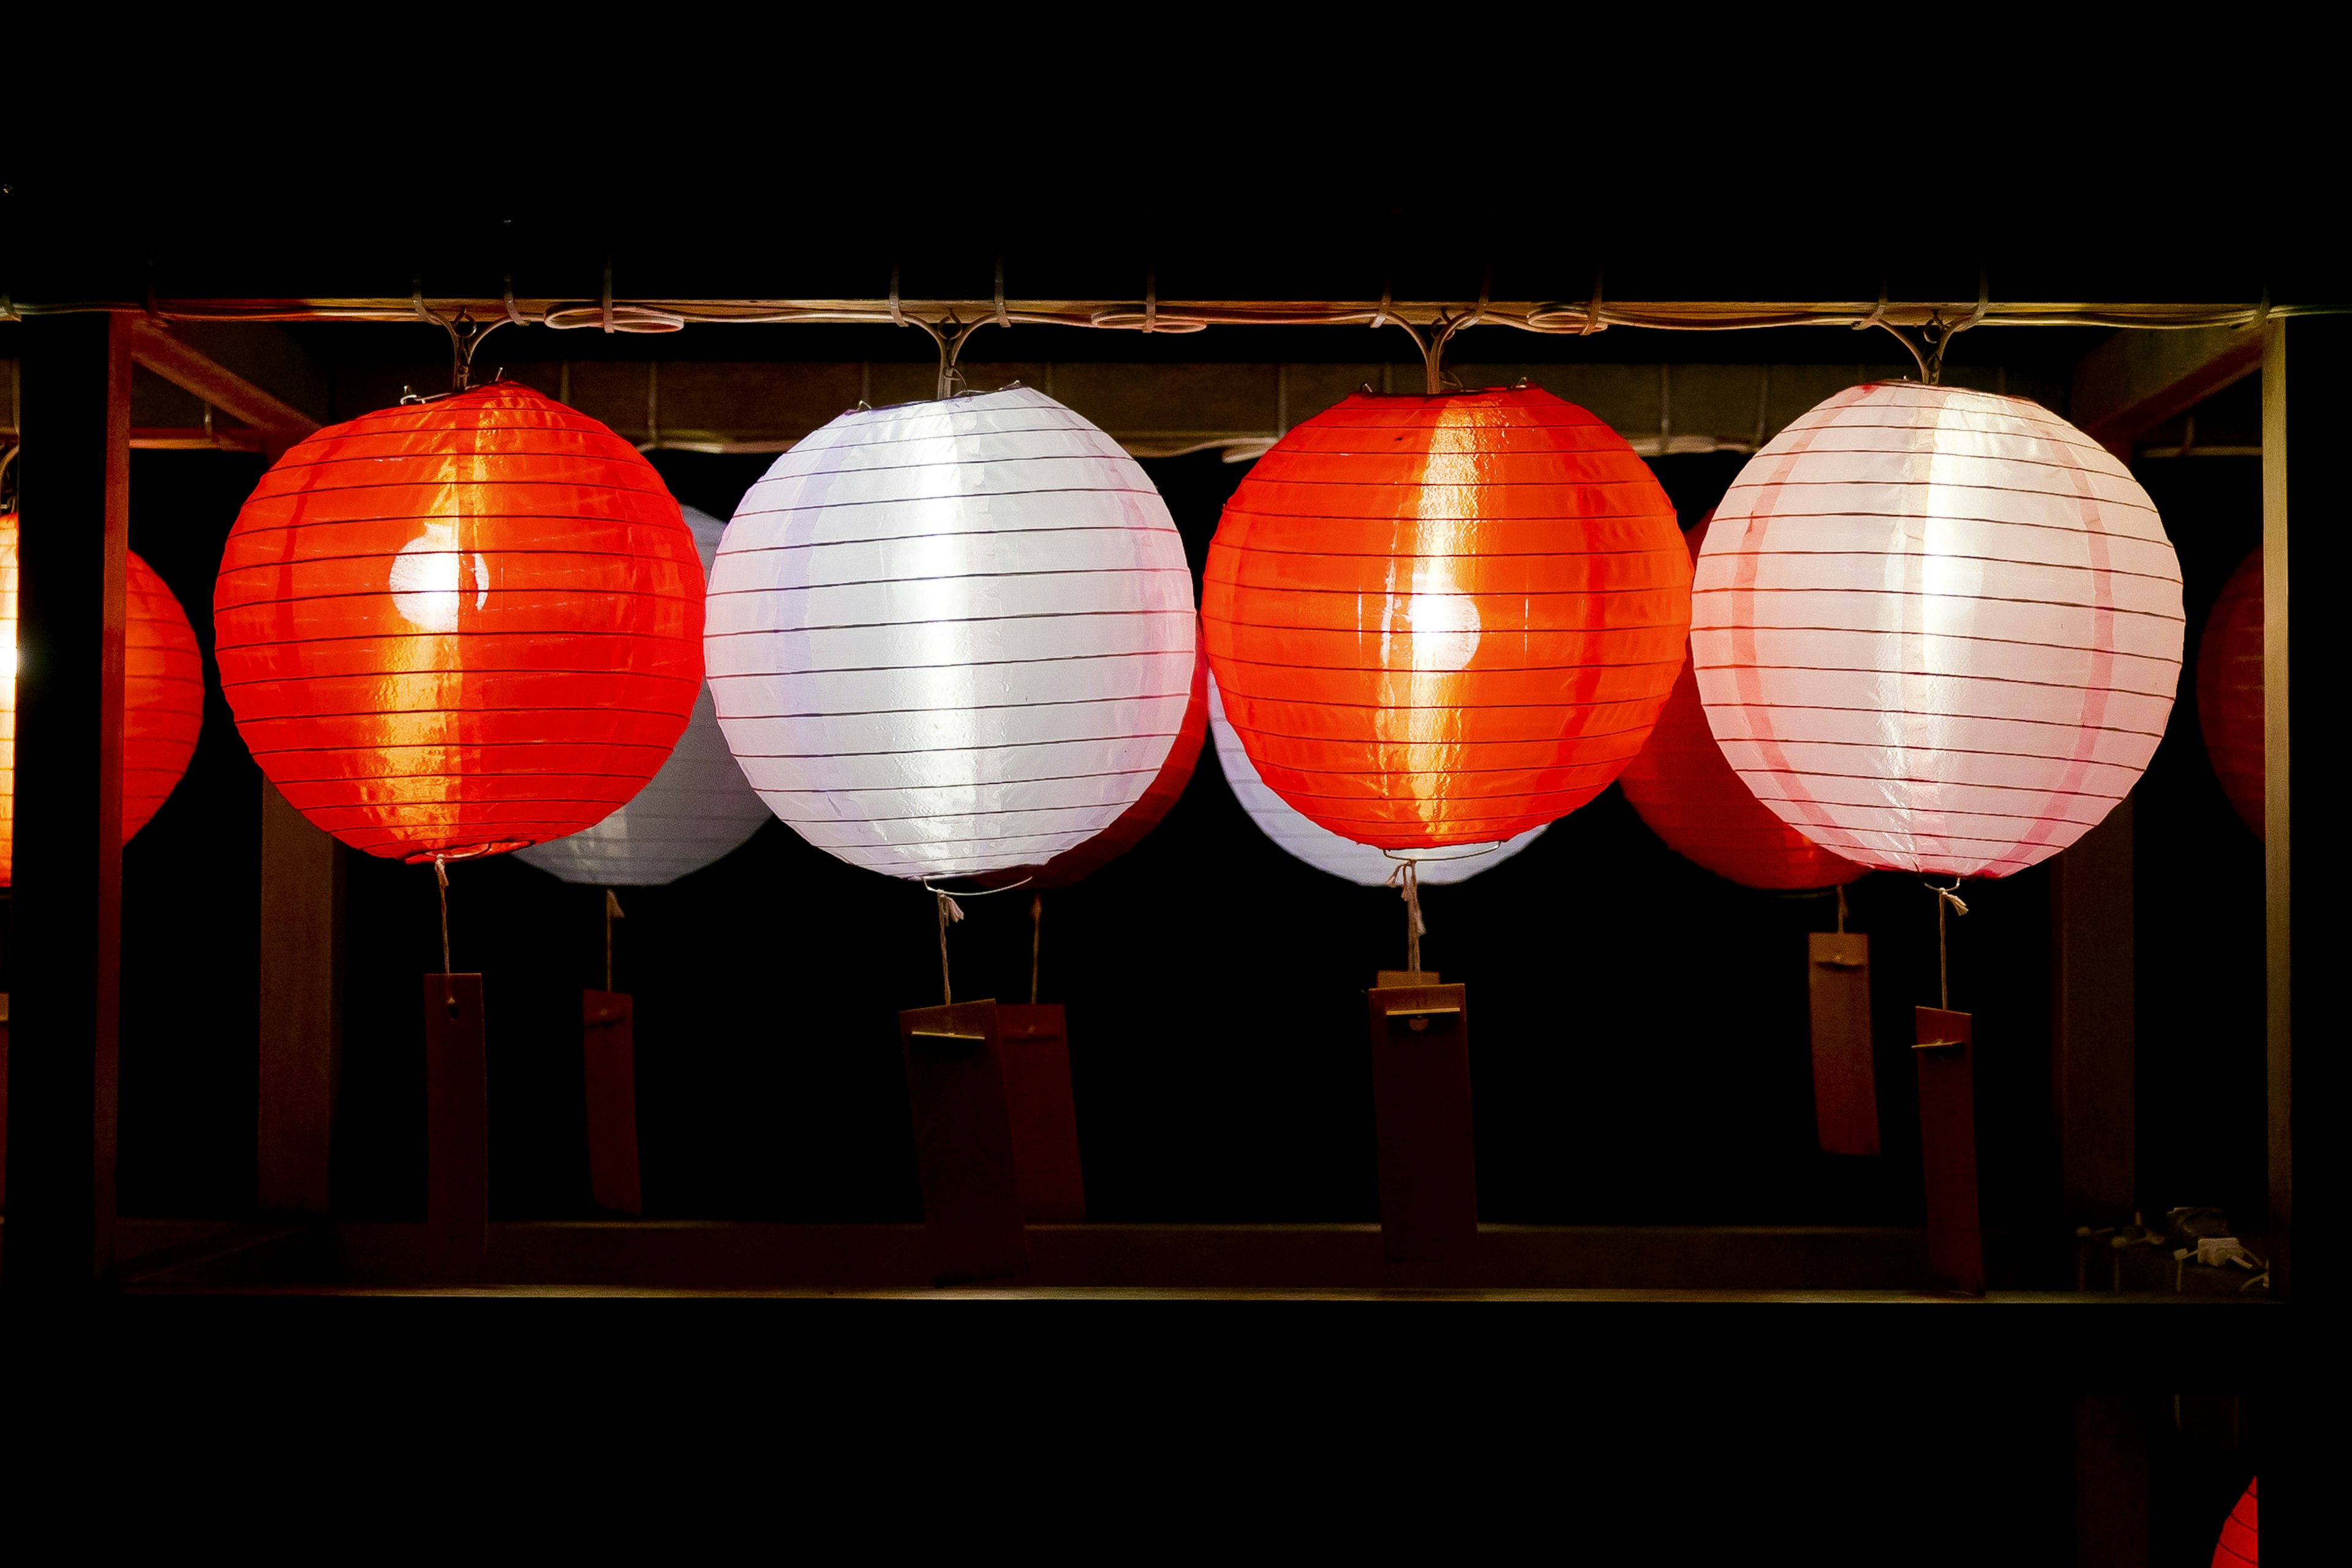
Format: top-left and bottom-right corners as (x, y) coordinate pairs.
(257, 784), (343, 1214)
(2, 312), (132, 1292)
(2049, 799), (2135, 1227)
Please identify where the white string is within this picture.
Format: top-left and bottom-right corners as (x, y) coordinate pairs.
(1385, 859), (1427, 975)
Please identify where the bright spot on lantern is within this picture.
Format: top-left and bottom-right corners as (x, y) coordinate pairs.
(2, 514), (205, 884)
(1202, 386), (1689, 851)
(2196, 547), (2263, 838)
(1692, 382), (2184, 879)
(706, 387), (1197, 882)
(1210, 672), (1543, 887)
(213, 383), (704, 864)
(516, 507), (769, 886)
(1616, 513), (1865, 891)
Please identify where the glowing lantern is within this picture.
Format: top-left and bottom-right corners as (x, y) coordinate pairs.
(1202, 386), (1689, 851)
(2, 515), (205, 883)
(1616, 513), (1866, 890)
(1692, 382), (2182, 879)
(2211, 1476), (2256, 1566)
(1210, 673), (1543, 886)
(213, 383), (704, 863)
(517, 507), (769, 885)
(706, 386), (1196, 882)
(2197, 548), (2263, 837)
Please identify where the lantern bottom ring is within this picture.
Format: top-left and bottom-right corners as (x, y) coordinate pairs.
(406, 840), (533, 866)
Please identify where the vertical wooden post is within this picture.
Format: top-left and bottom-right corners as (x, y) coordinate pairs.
(898, 999), (1028, 1285)
(582, 989), (643, 1215)
(995, 1002), (1085, 1221)
(1366, 982), (1477, 1270)
(1914, 1007), (1984, 1294)
(2260, 319), (2292, 1299)
(1807, 933), (1879, 1155)
(423, 973), (488, 1270)
(2049, 798), (2135, 1227)
(257, 782), (343, 1214)
(2, 312), (130, 1294)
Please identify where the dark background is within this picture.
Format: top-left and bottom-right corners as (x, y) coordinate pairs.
(97, 385), (2268, 1262)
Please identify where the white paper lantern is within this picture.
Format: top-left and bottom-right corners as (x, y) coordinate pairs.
(517, 507), (770, 886)
(1208, 674), (1544, 887)
(1692, 382), (2184, 880)
(706, 387), (1197, 881)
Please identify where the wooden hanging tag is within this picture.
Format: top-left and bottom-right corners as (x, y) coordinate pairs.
(1808, 933), (1880, 1155)
(1376, 970), (1439, 988)
(1913, 1005), (1984, 1293)
(1366, 982), (1477, 1269)
(423, 973), (489, 1272)
(994, 1002), (1087, 1222)
(898, 998), (1029, 1284)
(582, 989), (643, 1215)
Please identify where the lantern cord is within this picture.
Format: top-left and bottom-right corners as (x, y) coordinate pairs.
(1929, 878), (1970, 1010)
(1030, 893), (1043, 1007)
(935, 889), (965, 1005)
(1386, 859), (1427, 976)
(434, 858), (453, 978)
(604, 888), (625, 994)
(1870, 274), (1988, 388)
(904, 313), (996, 401)
(1837, 884), (1848, 935)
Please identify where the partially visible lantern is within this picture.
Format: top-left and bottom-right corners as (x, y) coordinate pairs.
(1693, 382), (2183, 879)
(1210, 673), (1544, 887)
(1616, 513), (1865, 890)
(2196, 547), (2263, 837)
(214, 383), (704, 863)
(517, 507), (769, 886)
(2211, 1476), (2256, 1567)
(1204, 386), (1689, 851)
(2, 514), (205, 883)
(707, 386), (1196, 883)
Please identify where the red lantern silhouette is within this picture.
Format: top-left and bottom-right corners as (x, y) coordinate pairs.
(213, 383), (704, 863)
(1203, 387), (1689, 850)
(2197, 548), (2263, 837)
(1016, 647), (1207, 890)
(2211, 1476), (2256, 1566)
(1617, 513), (1864, 889)
(2, 514), (204, 883)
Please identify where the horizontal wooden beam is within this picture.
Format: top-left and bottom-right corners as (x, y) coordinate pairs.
(2071, 324), (2265, 451)
(123, 317), (318, 437)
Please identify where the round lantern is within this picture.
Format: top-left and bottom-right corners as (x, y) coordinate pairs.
(1692, 382), (2183, 880)
(1616, 512), (1866, 891)
(1210, 672), (1544, 886)
(214, 383), (704, 864)
(516, 507), (769, 886)
(2, 514), (205, 883)
(2196, 547), (2263, 837)
(706, 386), (1196, 882)
(2211, 1477), (2256, 1567)
(1203, 386), (1689, 852)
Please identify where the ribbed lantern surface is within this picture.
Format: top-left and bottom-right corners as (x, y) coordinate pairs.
(2, 517), (205, 883)
(214, 383), (705, 863)
(2196, 547), (2263, 837)
(1210, 673), (1543, 887)
(1000, 647), (1207, 891)
(1203, 386), (1689, 851)
(517, 507), (768, 884)
(1616, 513), (1864, 890)
(1692, 382), (2183, 880)
(707, 387), (1197, 881)
(2210, 1477), (2256, 1567)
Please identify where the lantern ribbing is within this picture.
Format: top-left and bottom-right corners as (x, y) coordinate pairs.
(1692, 382), (2183, 879)
(1203, 386), (1690, 850)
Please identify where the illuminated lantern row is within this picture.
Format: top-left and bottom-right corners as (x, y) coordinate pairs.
(1694, 382), (2182, 880)
(1, 516), (205, 883)
(1616, 513), (1865, 891)
(1204, 386), (1689, 851)
(992, 646), (1208, 891)
(1210, 672), (1544, 887)
(707, 386), (1196, 882)
(215, 383), (704, 863)
(2196, 547), (2263, 837)
(518, 507), (769, 886)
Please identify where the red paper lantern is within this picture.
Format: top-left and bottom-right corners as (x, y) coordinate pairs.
(1015, 647), (1207, 890)
(1203, 387), (1689, 850)
(2211, 1476), (2256, 1567)
(2, 514), (205, 884)
(1617, 514), (1864, 890)
(2197, 548), (2263, 837)
(214, 383), (704, 863)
